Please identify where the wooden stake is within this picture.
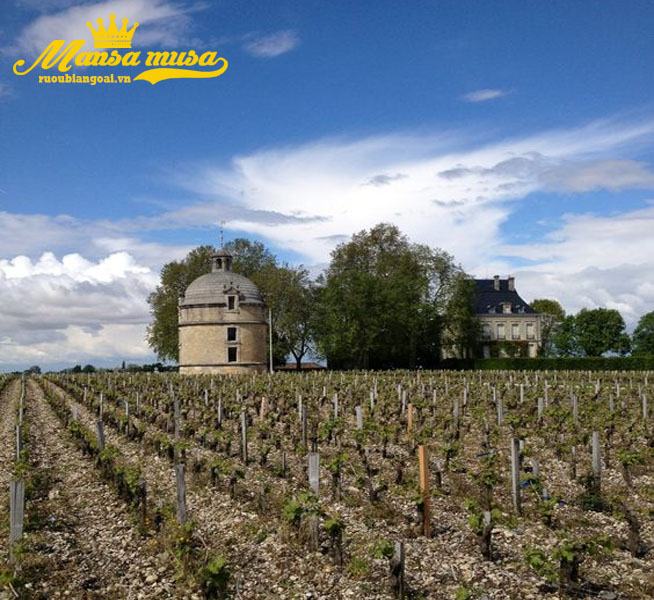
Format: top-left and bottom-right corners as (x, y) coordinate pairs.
(418, 445), (431, 537)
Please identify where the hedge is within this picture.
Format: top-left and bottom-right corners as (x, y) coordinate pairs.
(439, 356), (654, 371)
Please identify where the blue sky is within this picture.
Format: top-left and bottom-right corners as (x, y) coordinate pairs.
(1, 0), (654, 369)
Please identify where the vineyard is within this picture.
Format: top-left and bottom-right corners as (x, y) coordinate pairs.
(1, 370), (653, 599)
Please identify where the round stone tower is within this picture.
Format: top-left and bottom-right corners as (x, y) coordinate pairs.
(178, 246), (268, 374)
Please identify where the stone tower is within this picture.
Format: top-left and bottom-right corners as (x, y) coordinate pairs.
(178, 245), (268, 374)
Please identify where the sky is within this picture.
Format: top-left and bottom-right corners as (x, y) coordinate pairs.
(1, 0), (654, 370)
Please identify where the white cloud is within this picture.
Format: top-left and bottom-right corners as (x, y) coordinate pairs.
(0, 251), (159, 368)
(462, 88), (508, 103)
(11, 0), (203, 56)
(499, 206), (654, 326)
(165, 117), (654, 271)
(243, 30), (299, 58)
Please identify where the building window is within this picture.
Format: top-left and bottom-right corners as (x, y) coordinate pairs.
(227, 327), (237, 342)
(497, 323), (505, 340)
(502, 302), (512, 314)
(512, 323), (520, 340)
(227, 295), (236, 310)
(526, 323), (535, 340)
(227, 346), (238, 362)
(482, 323), (491, 339)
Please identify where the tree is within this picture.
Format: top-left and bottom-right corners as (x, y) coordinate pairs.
(574, 308), (631, 356)
(632, 311), (654, 356)
(147, 238), (308, 365)
(551, 315), (580, 356)
(531, 298), (566, 356)
(147, 245), (214, 362)
(314, 223), (464, 369)
(441, 274), (481, 359)
(259, 266), (316, 369)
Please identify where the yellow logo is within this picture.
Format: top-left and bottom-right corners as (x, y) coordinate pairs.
(87, 14), (139, 49)
(12, 13), (228, 86)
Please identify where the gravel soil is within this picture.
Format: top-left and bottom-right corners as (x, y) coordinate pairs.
(5, 380), (180, 599)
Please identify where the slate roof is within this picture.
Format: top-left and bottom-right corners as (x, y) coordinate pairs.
(474, 279), (536, 315)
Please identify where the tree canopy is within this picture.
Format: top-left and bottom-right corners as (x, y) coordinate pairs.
(551, 308), (631, 357)
(632, 311), (654, 356)
(531, 298), (565, 356)
(313, 223), (472, 369)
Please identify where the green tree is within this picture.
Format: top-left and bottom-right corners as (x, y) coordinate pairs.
(551, 315), (580, 356)
(574, 308), (631, 356)
(531, 298), (566, 356)
(441, 274), (481, 359)
(259, 266), (316, 369)
(147, 245), (214, 362)
(314, 223), (463, 369)
(632, 311), (654, 356)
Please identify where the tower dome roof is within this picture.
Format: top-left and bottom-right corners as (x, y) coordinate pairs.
(181, 271), (264, 306)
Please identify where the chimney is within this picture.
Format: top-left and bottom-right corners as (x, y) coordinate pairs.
(508, 276), (515, 291)
(493, 275), (500, 291)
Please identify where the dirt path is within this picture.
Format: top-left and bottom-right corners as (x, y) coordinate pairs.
(20, 379), (180, 599)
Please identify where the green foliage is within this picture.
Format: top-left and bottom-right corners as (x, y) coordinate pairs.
(282, 491), (321, 526)
(550, 308), (631, 358)
(314, 223), (465, 369)
(324, 516), (345, 536)
(347, 555), (370, 578)
(442, 356), (654, 370)
(454, 585), (475, 600)
(632, 311), (654, 356)
(372, 539), (394, 559)
(616, 448), (645, 468)
(575, 308), (631, 356)
(531, 298), (565, 356)
(198, 555), (230, 599)
(525, 547), (556, 582)
(442, 273), (481, 359)
(147, 245), (214, 362)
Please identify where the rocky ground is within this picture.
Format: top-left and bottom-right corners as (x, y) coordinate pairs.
(2, 374), (653, 599)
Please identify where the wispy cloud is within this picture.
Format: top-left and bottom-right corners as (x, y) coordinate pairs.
(0, 83), (14, 100)
(10, 0), (205, 56)
(462, 88), (508, 103)
(363, 173), (408, 187)
(243, 30), (299, 58)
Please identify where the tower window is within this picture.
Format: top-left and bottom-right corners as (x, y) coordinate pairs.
(227, 295), (236, 310)
(227, 347), (237, 362)
(227, 327), (237, 342)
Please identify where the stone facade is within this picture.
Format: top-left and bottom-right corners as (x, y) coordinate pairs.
(178, 247), (268, 374)
(476, 276), (544, 358)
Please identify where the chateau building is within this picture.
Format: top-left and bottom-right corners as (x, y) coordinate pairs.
(475, 275), (543, 358)
(178, 246), (268, 374)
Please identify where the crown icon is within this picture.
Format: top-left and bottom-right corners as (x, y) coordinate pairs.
(86, 14), (139, 49)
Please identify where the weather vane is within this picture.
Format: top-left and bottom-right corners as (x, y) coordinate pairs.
(219, 220), (225, 247)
